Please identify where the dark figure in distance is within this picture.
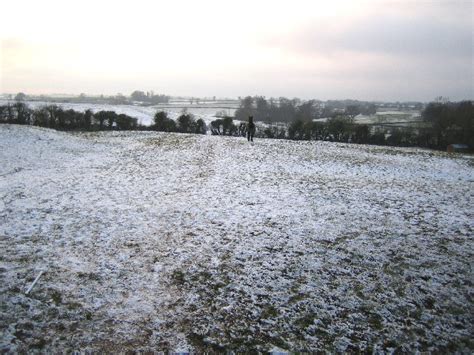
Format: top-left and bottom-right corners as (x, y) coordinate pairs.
(247, 116), (256, 142)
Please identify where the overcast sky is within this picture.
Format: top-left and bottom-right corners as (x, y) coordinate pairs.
(0, 0), (472, 101)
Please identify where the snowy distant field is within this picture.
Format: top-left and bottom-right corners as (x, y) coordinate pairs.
(355, 111), (422, 125)
(0, 125), (472, 352)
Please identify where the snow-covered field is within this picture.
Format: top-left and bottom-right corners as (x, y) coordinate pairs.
(0, 125), (472, 352)
(355, 111), (422, 125)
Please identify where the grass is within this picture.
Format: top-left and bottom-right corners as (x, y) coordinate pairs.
(171, 269), (186, 285)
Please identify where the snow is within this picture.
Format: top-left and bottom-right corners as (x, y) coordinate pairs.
(355, 111), (421, 125)
(0, 124), (473, 352)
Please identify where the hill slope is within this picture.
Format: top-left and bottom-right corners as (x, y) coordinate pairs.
(1, 125), (472, 352)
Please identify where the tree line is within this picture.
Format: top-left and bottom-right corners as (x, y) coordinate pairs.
(130, 91), (170, 105)
(0, 102), (139, 131)
(234, 96), (378, 123)
(1, 99), (471, 151)
(9, 90), (170, 106)
(153, 111), (207, 134)
(0, 102), (208, 135)
(231, 96), (472, 150)
(421, 101), (473, 149)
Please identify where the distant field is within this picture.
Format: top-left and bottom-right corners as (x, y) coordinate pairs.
(356, 111), (423, 126)
(1, 125), (472, 352)
(311, 110), (424, 129)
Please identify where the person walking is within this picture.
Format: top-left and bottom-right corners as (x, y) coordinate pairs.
(247, 116), (256, 142)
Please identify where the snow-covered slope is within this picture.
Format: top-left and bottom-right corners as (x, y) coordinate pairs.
(0, 125), (472, 352)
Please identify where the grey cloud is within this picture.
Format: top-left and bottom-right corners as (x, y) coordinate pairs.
(268, 8), (472, 60)
(257, 5), (473, 101)
(336, 15), (471, 58)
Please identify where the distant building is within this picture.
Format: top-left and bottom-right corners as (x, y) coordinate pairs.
(447, 144), (469, 153)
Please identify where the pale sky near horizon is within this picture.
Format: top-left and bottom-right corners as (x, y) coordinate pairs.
(0, 0), (472, 101)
